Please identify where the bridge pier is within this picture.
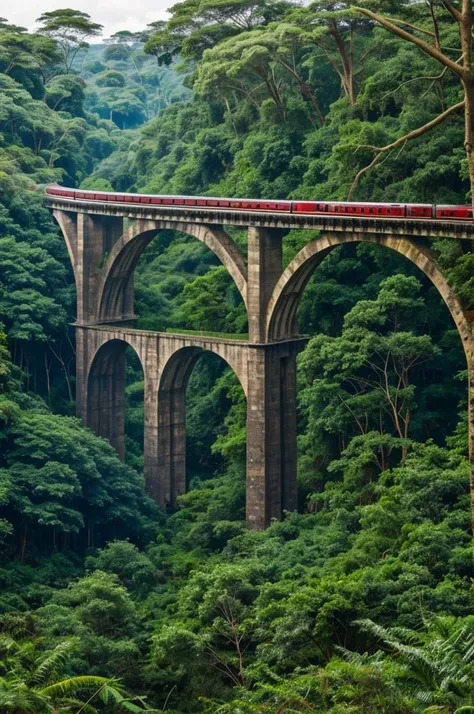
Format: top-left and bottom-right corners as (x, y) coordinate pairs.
(246, 342), (299, 528)
(247, 226), (285, 343)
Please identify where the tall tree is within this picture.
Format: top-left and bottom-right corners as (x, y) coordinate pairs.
(36, 9), (103, 74)
(195, 24), (326, 125)
(144, 0), (289, 64)
(290, 1), (375, 105)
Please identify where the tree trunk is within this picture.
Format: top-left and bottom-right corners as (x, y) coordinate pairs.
(462, 78), (474, 208)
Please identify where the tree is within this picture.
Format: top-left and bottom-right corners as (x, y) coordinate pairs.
(144, 0), (289, 64)
(36, 9), (103, 74)
(104, 31), (145, 85)
(298, 274), (442, 485)
(0, 409), (158, 556)
(351, 0), (474, 204)
(195, 25), (325, 125)
(39, 570), (144, 680)
(289, 0), (376, 106)
(0, 30), (59, 83)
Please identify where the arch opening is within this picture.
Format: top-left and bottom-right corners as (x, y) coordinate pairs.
(267, 233), (473, 507)
(97, 222), (248, 328)
(156, 346), (247, 513)
(86, 338), (145, 465)
(268, 234), (473, 359)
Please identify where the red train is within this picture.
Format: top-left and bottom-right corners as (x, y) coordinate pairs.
(45, 185), (474, 221)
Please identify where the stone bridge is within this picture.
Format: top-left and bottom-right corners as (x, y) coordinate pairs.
(48, 194), (474, 528)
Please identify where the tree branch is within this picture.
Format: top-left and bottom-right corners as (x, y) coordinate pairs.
(384, 17), (436, 37)
(380, 67), (449, 102)
(352, 6), (466, 78)
(440, 0), (463, 22)
(348, 100), (465, 198)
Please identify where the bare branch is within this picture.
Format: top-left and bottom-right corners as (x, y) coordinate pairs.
(440, 0), (462, 22)
(348, 100), (464, 198)
(384, 16), (436, 37)
(352, 6), (466, 78)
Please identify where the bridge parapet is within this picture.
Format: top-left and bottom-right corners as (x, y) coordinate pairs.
(47, 194), (474, 240)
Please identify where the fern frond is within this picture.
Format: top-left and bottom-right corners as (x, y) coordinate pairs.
(39, 675), (112, 697)
(32, 641), (73, 685)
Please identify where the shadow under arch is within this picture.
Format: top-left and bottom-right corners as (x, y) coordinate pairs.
(156, 344), (247, 509)
(97, 220), (248, 324)
(86, 337), (145, 460)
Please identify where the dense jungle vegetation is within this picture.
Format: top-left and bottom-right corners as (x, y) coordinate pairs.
(1, 2), (474, 712)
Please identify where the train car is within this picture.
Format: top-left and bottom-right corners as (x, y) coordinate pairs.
(292, 202), (435, 218)
(435, 205), (473, 220)
(293, 201), (407, 217)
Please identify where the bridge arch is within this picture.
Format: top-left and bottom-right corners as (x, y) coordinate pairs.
(266, 233), (474, 361)
(266, 232), (474, 519)
(97, 220), (248, 323)
(86, 337), (146, 460)
(155, 343), (247, 509)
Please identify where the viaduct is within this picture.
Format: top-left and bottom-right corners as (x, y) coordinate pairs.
(47, 193), (474, 529)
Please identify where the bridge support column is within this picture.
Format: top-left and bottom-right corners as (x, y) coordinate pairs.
(247, 227), (284, 342)
(246, 342), (299, 528)
(156, 387), (187, 510)
(54, 210), (124, 323)
(75, 326), (88, 424)
(142, 342), (161, 506)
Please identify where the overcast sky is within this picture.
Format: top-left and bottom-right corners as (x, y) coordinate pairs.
(4, 0), (170, 38)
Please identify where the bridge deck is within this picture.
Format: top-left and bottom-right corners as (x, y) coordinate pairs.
(46, 196), (474, 241)
(78, 322), (308, 349)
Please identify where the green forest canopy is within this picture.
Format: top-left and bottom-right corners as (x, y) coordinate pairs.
(1, 1), (474, 712)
